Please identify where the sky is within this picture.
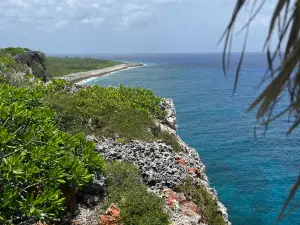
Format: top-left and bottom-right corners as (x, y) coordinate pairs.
(0, 0), (276, 54)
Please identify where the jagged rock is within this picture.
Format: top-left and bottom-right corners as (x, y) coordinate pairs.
(79, 173), (106, 207)
(163, 189), (204, 225)
(65, 83), (89, 94)
(98, 204), (122, 225)
(75, 97), (230, 225)
(159, 98), (178, 130)
(96, 139), (206, 190)
(83, 173), (106, 195)
(176, 158), (187, 166)
(14, 51), (51, 81)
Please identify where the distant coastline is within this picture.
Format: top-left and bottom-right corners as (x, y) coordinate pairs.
(58, 63), (144, 84)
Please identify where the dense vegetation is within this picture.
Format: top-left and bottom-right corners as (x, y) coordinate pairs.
(46, 56), (121, 77)
(44, 85), (175, 144)
(105, 162), (170, 225)
(0, 84), (105, 224)
(0, 47), (30, 56)
(176, 180), (226, 225)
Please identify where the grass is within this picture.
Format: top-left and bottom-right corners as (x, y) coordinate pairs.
(105, 162), (170, 225)
(176, 180), (226, 225)
(157, 131), (181, 152)
(46, 56), (122, 77)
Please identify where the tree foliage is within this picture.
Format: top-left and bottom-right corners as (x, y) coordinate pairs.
(0, 84), (105, 224)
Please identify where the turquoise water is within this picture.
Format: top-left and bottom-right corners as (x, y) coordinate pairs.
(83, 53), (300, 224)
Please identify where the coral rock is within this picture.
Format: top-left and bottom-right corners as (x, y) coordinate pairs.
(188, 168), (201, 177)
(176, 158), (186, 166)
(181, 201), (201, 215)
(98, 204), (122, 225)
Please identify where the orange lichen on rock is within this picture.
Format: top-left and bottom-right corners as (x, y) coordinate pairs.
(175, 158), (186, 166)
(98, 204), (122, 225)
(181, 200), (201, 216)
(187, 168), (201, 177)
(168, 191), (177, 208)
(164, 188), (205, 223)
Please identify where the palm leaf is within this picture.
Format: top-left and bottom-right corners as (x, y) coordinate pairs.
(220, 0), (300, 222)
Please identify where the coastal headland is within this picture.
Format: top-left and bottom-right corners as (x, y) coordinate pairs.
(59, 63), (144, 83)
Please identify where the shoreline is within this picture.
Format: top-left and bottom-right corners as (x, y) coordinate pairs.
(58, 63), (144, 84)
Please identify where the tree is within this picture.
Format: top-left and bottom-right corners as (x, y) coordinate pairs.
(220, 0), (300, 222)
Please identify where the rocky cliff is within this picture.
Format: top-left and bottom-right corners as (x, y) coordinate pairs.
(0, 47), (51, 82)
(14, 50), (51, 81)
(74, 97), (230, 225)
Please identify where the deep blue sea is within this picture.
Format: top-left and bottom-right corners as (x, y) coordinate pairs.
(75, 53), (300, 224)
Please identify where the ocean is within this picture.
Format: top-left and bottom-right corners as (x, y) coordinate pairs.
(78, 53), (299, 225)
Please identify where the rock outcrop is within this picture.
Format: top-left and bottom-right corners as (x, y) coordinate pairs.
(95, 98), (230, 225)
(159, 98), (178, 130)
(68, 92), (230, 225)
(14, 51), (51, 81)
(96, 140), (207, 190)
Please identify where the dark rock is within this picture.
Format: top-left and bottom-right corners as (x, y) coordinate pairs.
(14, 51), (51, 82)
(82, 173), (106, 196)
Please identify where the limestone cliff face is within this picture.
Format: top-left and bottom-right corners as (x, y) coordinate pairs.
(94, 98), (231, 225)
(160, 99), (230, 224)
(14, 51), (51, 82)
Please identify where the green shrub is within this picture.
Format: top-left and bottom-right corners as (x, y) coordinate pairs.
(105, 162), (170, 225)
(44, 85), (165, 141)
(0, 84), (105, 224)
(0, 47), (27, 56)
(157, 131), (181, 152)
(176, 180), (226, 225)
(0, 56), (17, 77)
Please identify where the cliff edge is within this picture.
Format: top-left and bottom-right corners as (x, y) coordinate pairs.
(74, 97), (230, 225)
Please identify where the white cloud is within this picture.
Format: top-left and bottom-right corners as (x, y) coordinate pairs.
(55, 20), (68, 28)
(81, 17), (104, 28)
(0, 0), (185, 32)
(56, 6), (63, 12)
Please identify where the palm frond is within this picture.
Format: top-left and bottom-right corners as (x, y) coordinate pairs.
(220, 0), (300, 222)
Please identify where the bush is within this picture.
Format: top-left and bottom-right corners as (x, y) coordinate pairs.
(0, 84), (105, 224)
(44, 85), (165, 141)
(105, 162), (170, 225)
(176, 180), (226, 225)
(0, 47), (27, 56)
(157, 131), (181, 152)
(0, 56), (17, 78)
